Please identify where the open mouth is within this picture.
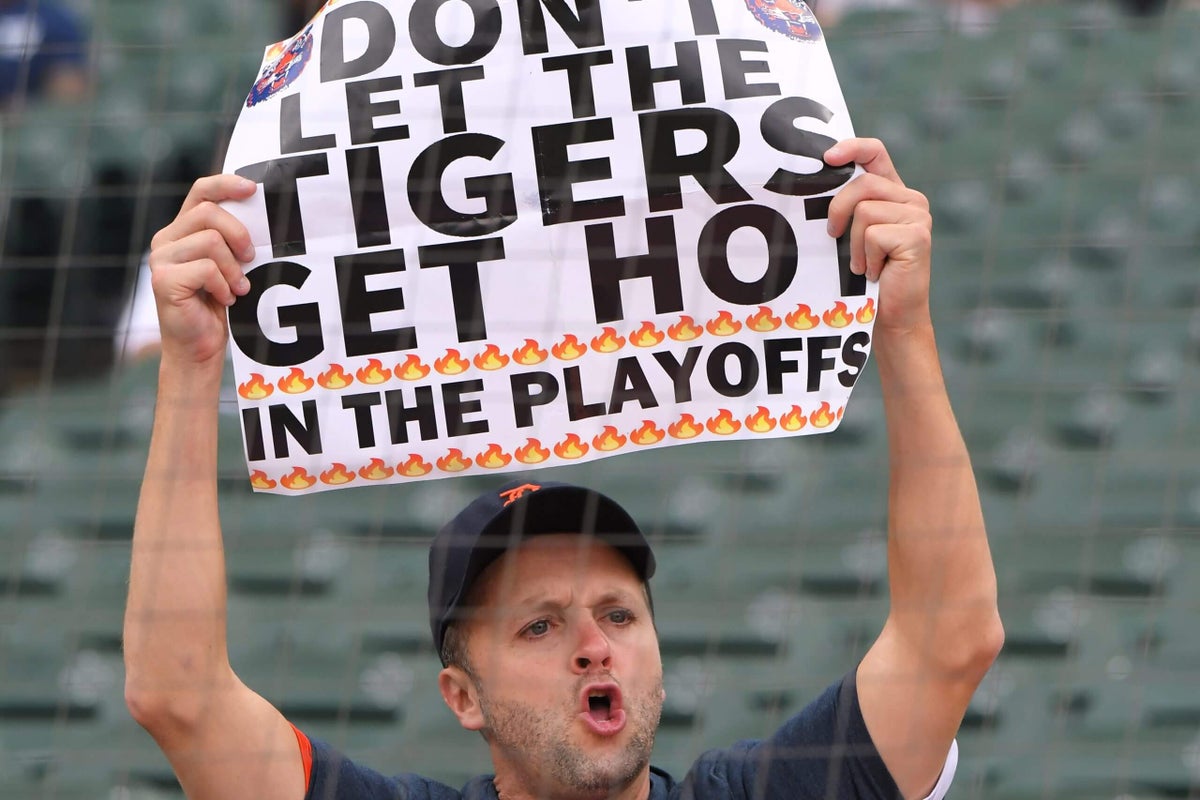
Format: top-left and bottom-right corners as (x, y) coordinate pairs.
(587, 690), (614, 721)
(578, 684), (626, 735)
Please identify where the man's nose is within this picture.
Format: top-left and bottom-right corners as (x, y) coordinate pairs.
(572, 617), (613, 672)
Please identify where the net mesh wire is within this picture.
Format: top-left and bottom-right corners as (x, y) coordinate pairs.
(1, 0), (1198, 797)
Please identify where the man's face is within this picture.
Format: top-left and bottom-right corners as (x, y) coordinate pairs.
(444, 534), (664, 798)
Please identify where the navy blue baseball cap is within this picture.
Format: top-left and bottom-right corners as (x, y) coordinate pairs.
(428, 480), (656, 662)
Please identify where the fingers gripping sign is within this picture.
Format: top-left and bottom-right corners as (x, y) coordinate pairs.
(823, 138), (933, 336)
(149, 175), (259, 364)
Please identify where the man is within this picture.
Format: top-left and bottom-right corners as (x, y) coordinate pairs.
(0, 0), (88, 107)
(124, 137), (1003, 799)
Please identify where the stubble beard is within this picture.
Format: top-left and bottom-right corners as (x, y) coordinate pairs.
(478, 678), (663, 798)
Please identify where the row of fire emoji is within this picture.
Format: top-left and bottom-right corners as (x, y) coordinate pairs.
(251, 404), (845, 491)
(239, 301), (876, 400)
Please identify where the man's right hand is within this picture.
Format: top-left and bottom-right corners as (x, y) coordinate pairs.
(149, 176), (258, 365)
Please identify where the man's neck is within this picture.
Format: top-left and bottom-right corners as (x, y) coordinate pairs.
(491, 765), (652, 800)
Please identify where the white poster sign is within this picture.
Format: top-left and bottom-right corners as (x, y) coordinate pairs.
(223, 0), (874, 494)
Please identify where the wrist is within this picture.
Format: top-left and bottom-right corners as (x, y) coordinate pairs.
(157, 352), (225, 402)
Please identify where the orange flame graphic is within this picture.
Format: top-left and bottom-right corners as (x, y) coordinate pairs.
(811, 402), (837, 429)
(838, 407), (845, 421)
(278, 367), (315, 395)
(476, 444), (512, 470)
(359, 458), (395, 481)
(321, 465), (352, 484)
(250, 470), (277, 490)
(474, 344), (510, 371)
(238, 374), (274, 401)
(396, 354), (431, 382)
(746, 306), (782, 333)
(746, 406), (777, 434)
(706, 409), (741, 436)
(436, 349), (471, 376)
(318, 364), (354, 390)
(320, 463), (356, 486)
(591, 327), (626, 354)
(513, 339), (549, 366)
(397, 454), (433, 478)
(856, 298), (876, 324)
(706, 311), (742, 337)
(630, 421), (667, 446)
(593, 426), (627, 451)
(552, 334), (587, 361)
(781, 405), (807, 432)
(437, 449), (472, 473)
(630, 322), (665, 348)
(823, 301), (853, 329)
(554, 434), (589, 460)
(280, 467), (317, 491)
(786, 304), (820, 330)
(515, 438), (551, 464)
(668, 315), (704, 342)
(668, 414), (704, 440)
(357, 359), (392, 385)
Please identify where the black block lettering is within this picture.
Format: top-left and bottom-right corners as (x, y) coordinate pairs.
(229, 261), (324, 367)
(236, 153), (330, 258)
(585, 216), (683, 323)
(697, 204), (797, 305)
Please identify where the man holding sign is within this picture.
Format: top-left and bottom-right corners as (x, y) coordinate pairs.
(125, 135), (1003, 799)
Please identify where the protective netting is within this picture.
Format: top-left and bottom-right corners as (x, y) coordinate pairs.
(1, 1), (1198, 798)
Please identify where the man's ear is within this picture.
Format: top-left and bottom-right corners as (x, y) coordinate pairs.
(439, 666), (485, 731)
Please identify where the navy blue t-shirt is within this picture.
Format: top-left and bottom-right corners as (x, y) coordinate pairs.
(0, 1), (86, 102)
(299, 672), (932, 800)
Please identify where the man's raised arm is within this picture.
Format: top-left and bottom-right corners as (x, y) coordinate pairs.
(123, 176), (307, 800)
(824, 139), (1004, 799)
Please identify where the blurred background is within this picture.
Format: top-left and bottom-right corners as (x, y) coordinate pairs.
(1, 0), (1198, 797)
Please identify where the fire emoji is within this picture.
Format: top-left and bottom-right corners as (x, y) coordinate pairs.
(476, 444), (512, 470)
(359, 458), (395, 481)
(746, 406), (777, 434)
(238, 374), (274, 401)
(474, 344), (510, 371)
(786, 304), (820, 331)
(396, 354), (431, 382)
(823, 301), (853, 329)
(436, 349), (471, 376)
(668, 315), (704, 342)
(781, 405), (807, 432)
(706, 311), (742, 337)
(668, 414), (704, 440)
(250, 470), (277, 490)
(552, 334), (587, 361)
(513, 339), (549, 366)
(630, 322), (665, 348)
(278, 367), (315, 395)
(357, 359), (392, 385)
(630, 421), (666, 446)
(591, 327), (626, 353)
(437, 448), (472, 473)
(397, 454), (433, 478)
(280, 467), (317, 491)
(706, 409), (741, 436)
(515, 438), (552, 464)
(318, 364), (354, 390)
(810, 402), (837, 429)
(746, 306), (782, 333)
(593, 426), (627, 451)
(320, 463), (356, 486)
(856, 298), (876, 324)
(554, 434), (589, 460)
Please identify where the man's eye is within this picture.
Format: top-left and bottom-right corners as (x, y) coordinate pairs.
(607, 609), (632, 624)
(526, 619), (551, 637)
